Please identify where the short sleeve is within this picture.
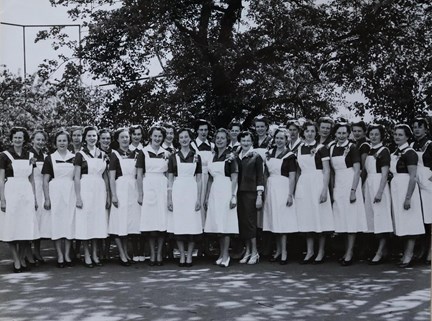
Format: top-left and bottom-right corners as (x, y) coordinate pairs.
(318, 146), (330, 161)
(404, 149), (418, 166)
(0, 153), (8, 170)
(229, 158), (238, 174)
(168, 154), (176, 175)
(349, 145), (361, 164)
(359, 142), (371, 155)
(281, 155), (297, 176)
(41, 156), (54, 177)
(195, 155), (202, 175)
(109, 152), (120, 171)
(74, 152), (84, 167)
(378, 148), (391, 167)
(135, 150), (145, 169)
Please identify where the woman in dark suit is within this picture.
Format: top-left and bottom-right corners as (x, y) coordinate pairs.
(236, 131), (264, 264)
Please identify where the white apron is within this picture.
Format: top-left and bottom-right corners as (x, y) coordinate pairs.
(50, 152), (76, 240)
(167, 156), (202, 235)
(108, 151), (140, 236)
(331, 153), (367, 233)
(363, 151), (393, 234)
(263, 156), (298, 233)
(296, 149), (334, 233)
(253, 147), (267, 229)
(75, 151), (108, 240)
(198, 149), (212, 228)
(414, 145), (432, 224)
(1, 151), (39, 242)
(34, 156), (51, 238)
(390, 154), (425, 236)
(204, 159), (239, 234)
(139, 150), (168, 232)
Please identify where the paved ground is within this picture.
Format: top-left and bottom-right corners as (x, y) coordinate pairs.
(0, 241), (430, 321)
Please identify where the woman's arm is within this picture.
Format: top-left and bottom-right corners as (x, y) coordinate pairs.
(29, 170), (38, 210)
(136, 167), (144, 206)
(204, 175), (213, 210)
(195, 173), (202, 211)
(230, 173), (238, 209)
(167, 173), (174, 211)
(320, 160), (330, 203)
(74, 165), (83, 208)
(109, 170), (118, 208)
(287, 171), (296, 207)
(374, 165), (389, 203)
(103, 169), (111, 209)
(43, 174), (51, 210)
(404, 165), (418, 210)
(0, 169), (5, 212)
(350, 162), (361, 203)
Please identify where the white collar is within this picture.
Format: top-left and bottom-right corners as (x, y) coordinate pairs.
(53, 150), (74, 160)
(129, 143), (143, 151)
(195, 138), (211, 147)
(303, 140), (316, 147)
(398, 142), (409, 150)
(239, 148), (254, 160)
(370, 142), (383, 149)
(162, 142), (173, 149)
(143, 144), (166, 155)
(290, 137), (302, 147)
(336, 140), (349, 147)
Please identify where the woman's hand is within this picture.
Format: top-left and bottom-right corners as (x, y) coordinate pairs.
(319, 190), (327, 203)
(230, 195), (237, 209)
(76, 198), (83, 209)
(112, 195), (119, 208)
(35, 199), (38, 211)
(0, 199), (5, 212)
(286, 195), (293, 207)
(137, 193), (143, 206)
(167, 198), (173, 212)
(256, 195), (263, 209)
(44, 198), (51, 210)
(373, 192), (382, 203)
(403, 198), (411, 210)
(106, 194), (111, 209)
(349, 190), (356, 203)
(195, 201), (201, 211)
(203, 199), (208, 211)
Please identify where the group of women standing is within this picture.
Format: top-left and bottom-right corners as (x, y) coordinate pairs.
(0, 116), (430, 273)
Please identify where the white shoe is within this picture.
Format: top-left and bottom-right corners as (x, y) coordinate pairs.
(239, 253), (251, 264)
(247, 253), (260, 265)
(220, 257), (230, 268)
(132, 256), (140, 262)
(139, 256), (146, 262)
(215, 257), (223, 265)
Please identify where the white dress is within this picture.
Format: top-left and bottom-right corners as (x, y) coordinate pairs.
(192, 140), (214, 228)
(139, 148), (169, 232)
(204, 159), (239, 234)
(1, 151), (39, 242)
(34, 154), (51, 238)
(412, 141), (432, 224)
(363, 146), (393, 234)
(108, 150), (141, 236)
(167, 155), (202, 235)
(390, 149), (425, 236)
(75, 151), (108, 240)
(296, 144), (334, 233)
(49, 151), (76, 240)
(330, 144), (368, 233)
(263, 153), (298, 233)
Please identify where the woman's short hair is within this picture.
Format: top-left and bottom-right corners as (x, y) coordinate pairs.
(214, 128), (231, 145)
(9, 127), (30, 142)
(367, 124), (386, 140)
(334, 122), (351, 135)
(394, 124), (413, 139)
(238, 130), (255, 142)
(351, 121), (367, 132)
(149, 125), (167, 142)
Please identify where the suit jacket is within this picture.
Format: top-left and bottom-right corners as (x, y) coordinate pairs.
(237, 150), (264, 192)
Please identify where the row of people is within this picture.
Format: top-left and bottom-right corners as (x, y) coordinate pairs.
(0, 116), (431, 273)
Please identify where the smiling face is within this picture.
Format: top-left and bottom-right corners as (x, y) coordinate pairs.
(150, 129), (164, 147)
(255, 121), (267, 137)
(56, 134), (69, 152)
(304, 125), (317, 142)
(215, 131), (229, 149)
(240, 134), (253, 151)
(335, 126), (349, 144)
(178, 130), (191, 147)
(368, 128), (382, 145)
(131, 128), (142, 145)
(12, 131), (25, 149)
(274, 131), (287, 149)
(99, 132), (111, 150)
(85, 130), (98, 148)
(164, 127), (174, 144)
(117, 131), (130, 150)
(229, 125), (241, 143)
(32, 132), (46, 151)
(393, 128), (409, 147)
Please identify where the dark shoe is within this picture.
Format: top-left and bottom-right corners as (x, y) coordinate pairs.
(398, 260), (413, 268)
(83, 261), (93, 268)
(65, 261), (74, 267)
(57, 262), (65, 268)
(313, 258), (325, 265)
(340, 258), (353, 266)
(279, 259), (288, 265)
(185, 262), (193, 267)
(149, 260), (156, 267)
(120, 259), (131, 267)
(156, 260), (163, 266)
(20, 264), (30, 272)
(178, 262), (186, 267)
(34, 255), (45, 264)
(269, 254), (281, 263)
(369, 256), (386, 265)
(300, 256), (314, 265)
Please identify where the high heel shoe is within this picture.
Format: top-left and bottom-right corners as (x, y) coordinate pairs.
(340, 257), (353, 266)
(239, 253), (251, 264)
(215, 257), (223, 265)
(12, 264), (22, 273)
(368, 256), (386, 265)
(247, 253), (260, 265)
(398, 260), (413, 268)
(119, 259), (131, 266)
(269, 254), (281, 262)
(219, 257), (230, 268)
(57, 262), (65, 268)
(83, 259), (93, 268)
(65, 260), (74, 267)
(92, 259), (103, 267)
(300, 255), (315, 265)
